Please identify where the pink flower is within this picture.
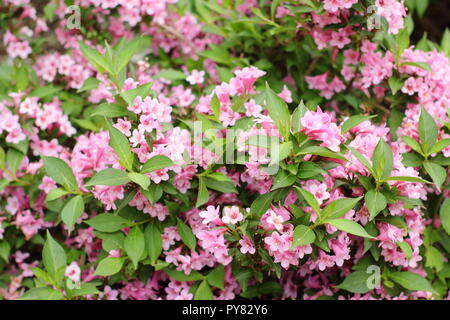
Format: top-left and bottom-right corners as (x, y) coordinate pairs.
(199, 205), (221, 225)
(239, 237), (256, 254)
(222, 206), (244, 225)
(244, 99), (262, 117)
(65, 262), (81, 283)
(186, 70), (205, 85)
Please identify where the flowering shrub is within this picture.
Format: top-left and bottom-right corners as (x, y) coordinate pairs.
(0, 0), (450, 300)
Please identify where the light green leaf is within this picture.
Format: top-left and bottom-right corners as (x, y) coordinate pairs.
(389, 271), (435, 293)
(144, 221), (163, 264)
(94, 257), (125, 276)
(127, 172), (150, 190)
(153, 69), (186, 81)
(6, 148), (24, 174)
(61, 195), (84, 234)
(365, 190), (387, 220)
(194, 280), (213, 300)
(177, 218), (196, 251)
(43, 156), (78, 192)
(322, 197), (363, 220)
(43, 231), (67, 281)
(140, 155), (174, 174)
(124, 226), (145, 270)
(371, 138), (393, 180)
(336, 271), (372, 294)
(85, 214), (129, 232)
(419, 107), (438, 154)
(19, 287), (64, 300)
(342, 115), (376, 134)
(265, 83), (291, 141)
(292, 225), (315, 248)
(119, 82), (153, 106)
(106, 121), (134, 171)
(294, 186), (321, 215)
(440, 198), (450, 235)
(85, 168), (130, 187)
(207, 265), (224, 290)
(196, 177), (209, 208)
(326, 219), (374, 238)
(79, 41), (112, 74)
(423, 161), (446, 191)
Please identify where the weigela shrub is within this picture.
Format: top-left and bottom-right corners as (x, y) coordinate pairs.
(0, 0), (450, 300)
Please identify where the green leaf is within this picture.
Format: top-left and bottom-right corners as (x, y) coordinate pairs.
(140, 155), (174, 174)
(196, 177), (209, 208)
(0, 241), (11, 263)
(441, 28), (450, 56)
(144, 221), (163, 264)
(335, 271), (372, 294)
(400, 61), (432, 72)
(30, 85), (62, 98)
(342, 115), (376, 134)
(115, 36), (151, 74)
(425, 246), (444, 271)
(210, 93), (220, 122)
(61, 195), (84, 234)
(382, 176), (430, 183)
(85, 214), (129, 232)
(297, 146), (347, 161)
(265, 83), (291, 141)
(19, 287), (64, 300)
(43, 231), (67, 281)
(119, 82), (153, 106)
(153, 69), (186, 81)
(271, 170), (296, 190)
(401, 136), (424, 155)
(365, 190), (387, 220)
(207, 265), (224, 290)
(423, 161), (446, 191)
(127, 172), (150, 190)
(42, 156), (78, 192)
(16, 64), (29, 91)
(291, 100), (307, 133)
(371, 139), (393, 180)
(322, 197), (363, 220)
(94, 257), (125, 276)
(177, 218), (196, 251)
(397, 241), (413, 260)
(124, 226), (145, 270)
(6, 148), (24, 174)
(440, 198), (450, 235)
(91, 103), (132, 118)
(429, 139), (450, 155)
(348, 146), (374, 175)
(388, 271), (435, 293)
(77, 77), (100, 93)
(194, 280), (213, 300)
(270, 141), (292, 165)
(388, 77), (405, 95)
(45, 188), (70, 202)
(78, 41), (112, 74)
(419, 107), (438, 154)
(326, 219), (374, 238)
(106, 121), (134, 171)
(164, 268), (204, 282)
(85, 168), (130, 187)
(204, 173), (237, 194)
(295, 186), (321, 216)
(292, 225), (315, 248)
(250, 191), (275, 216)
(297, 162), (325, 179)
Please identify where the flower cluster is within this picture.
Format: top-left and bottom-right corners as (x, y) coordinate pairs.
(0, 0), (449, 301)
